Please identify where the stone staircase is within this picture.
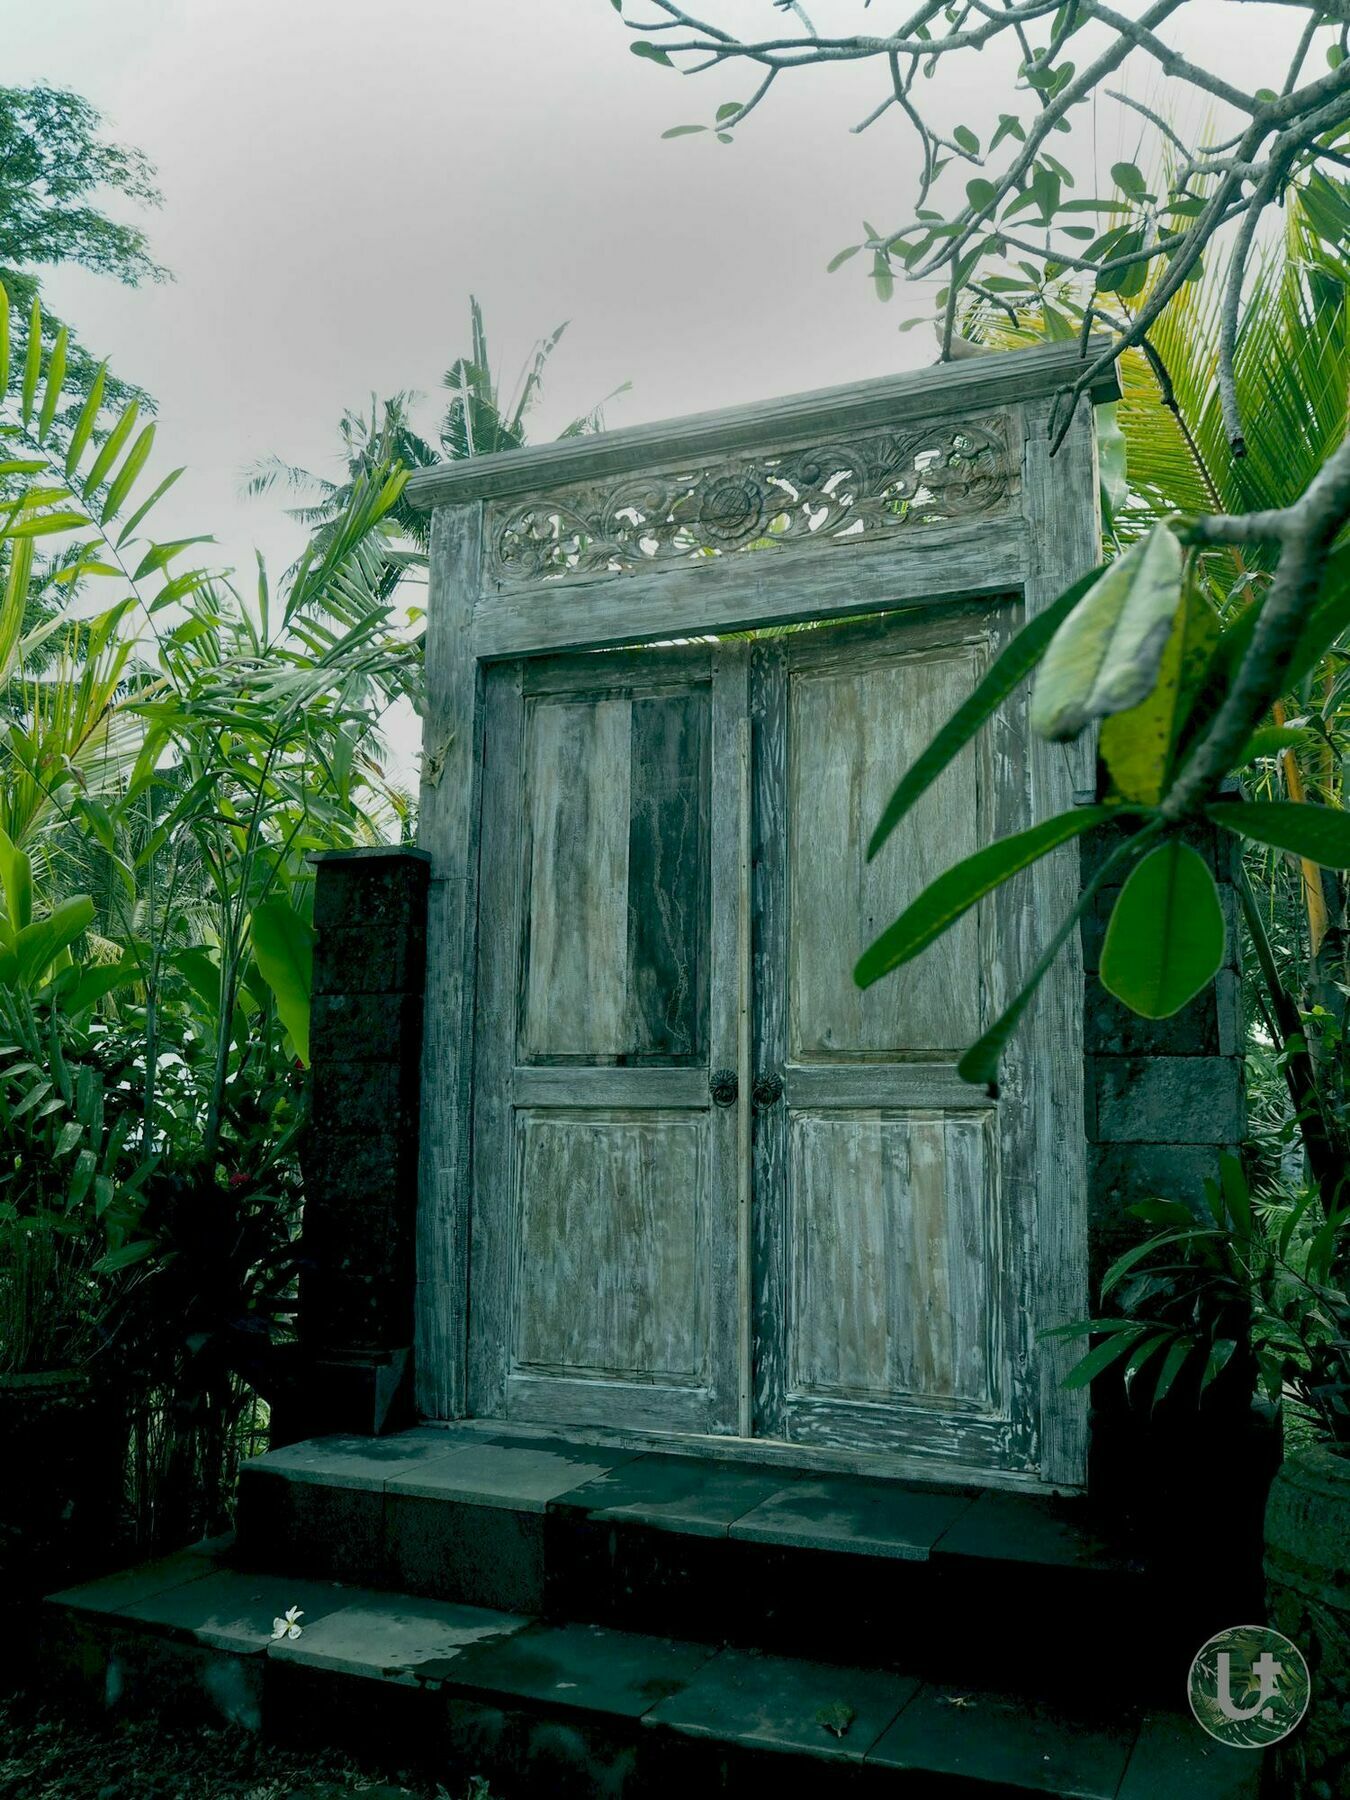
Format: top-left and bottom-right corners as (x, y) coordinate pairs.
(45, 1423), (1262, 1798)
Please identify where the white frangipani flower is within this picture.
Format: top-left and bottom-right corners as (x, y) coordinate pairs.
(271, 1605), (304, 1640)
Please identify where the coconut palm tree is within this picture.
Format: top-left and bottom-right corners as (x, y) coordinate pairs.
(244, 296), (628, 571)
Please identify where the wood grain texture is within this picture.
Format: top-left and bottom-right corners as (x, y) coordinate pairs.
(472, 517), (1026, 659)
(788, 641), (986, 1056)
(626, 693), (709, 1061)
(753, 611), (1034, 1478)
(1017, 395), (1097, 1489)
(514, 1110), (706, 1380)
(407, 340), (1119, 511)
(520, 690), (709, 1063)
(521, 697), (631, 1058)
(788, 1111), (995, 1409)
(466, 664), (526, 1419)
(710, 647), (750, 1438)
(414, 502), (485, 1420)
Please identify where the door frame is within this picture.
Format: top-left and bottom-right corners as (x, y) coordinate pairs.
(411, 341), (1117, 1491)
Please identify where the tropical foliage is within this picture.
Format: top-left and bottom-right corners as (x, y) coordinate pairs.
(0, 277), (419, 1537)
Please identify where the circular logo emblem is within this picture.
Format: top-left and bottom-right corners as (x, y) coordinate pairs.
(1188, 1625), (1311, 1748)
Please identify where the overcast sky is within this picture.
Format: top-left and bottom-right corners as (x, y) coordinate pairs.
(14, 0), (1307, 755)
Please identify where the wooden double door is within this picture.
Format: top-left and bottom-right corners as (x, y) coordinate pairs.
(468, 603), (1057, 1482)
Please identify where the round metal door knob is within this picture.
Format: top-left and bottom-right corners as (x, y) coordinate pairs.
(709, 1068), (739, 1107)
(753, 1071), (785, 1106)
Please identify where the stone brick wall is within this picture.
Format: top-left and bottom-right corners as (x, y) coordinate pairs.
(296, 846), (431, 1436)
(1081, 818), (1245, 1289)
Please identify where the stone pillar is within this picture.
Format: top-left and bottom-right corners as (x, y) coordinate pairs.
(293, 846), (431, 1438)
(1081, 817), (1245, 1291)
(1079, 816), (1276, 1644)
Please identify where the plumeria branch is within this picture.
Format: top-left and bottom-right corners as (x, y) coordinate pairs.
(622, 0), (1350, 447)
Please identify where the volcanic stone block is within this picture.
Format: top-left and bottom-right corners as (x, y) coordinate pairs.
(1092, 1056), (1243, 1145)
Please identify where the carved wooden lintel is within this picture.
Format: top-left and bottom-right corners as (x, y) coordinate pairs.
(486, 417), (1015, 586)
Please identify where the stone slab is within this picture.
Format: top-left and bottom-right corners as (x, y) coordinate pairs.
(240, 1430), (456, 1493)
(553, 1453), (799, 1538)
(645, 1644), (918, 1762)
(383, 1432), (641, 1510)
(1118, 1711), (1262, 1800)
(867, 1683), (1137, 1797)
(444, 1619), (714, 1721)
(268, 1591), (530, 1686)
(46, 1538), (225, 1615)
(121, 1566), (377, 1655)
(932, 1490), (1135, 1573)
(729, 1475), (975, 1560)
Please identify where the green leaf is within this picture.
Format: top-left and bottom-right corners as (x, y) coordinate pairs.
(7, 510), (88, 539)
(1062, 1327), (1150, 1390)
(1123, 1331), (1173, 1396)
(0, 826), (33, 931)
(1100, 841), (1224, 1018)
(1111, 160), (1148, 199)
(1151, 1337), (1195, 1410)
(856, 806), (1113, 989)
(631, 41), (673, 65)
(84, 401), (140, 492)
(37, 326), (67, 445)
(115, 466), (184, 546)
(20, 297), (41, 427)
(64, 362), (106, 476)
(868, 564), (1106, 858)
(95, 1240), (157, 1274)
(0, 282), (9, 397)
(1096, 402), (1127, 529)
(1207, 800), (1350, 869)
(1200, 1338), (1238, 1394)
(1030, 523), (1184, 741)
(661, 124), (706, 137)
(966, 177), (997, 211)
(716, 102), (743, 122)
(955, 818), (1153, 1090)
(1235, 723), (1317, 765)
(1100, 582), (1218, 804)
(249, 895), (314, 1065)
(827, 244), (862, 273)
(10, 897), (95, 988)
(100, 422), (155, 524)
(1100, 1226), (1224, 1299)
(954, 124), (980, 154)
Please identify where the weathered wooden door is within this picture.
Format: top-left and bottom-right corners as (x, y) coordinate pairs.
(471, 601), (1054, 1481)
(469, 642), (749, 1434)
(750, 607), (1041, 1476)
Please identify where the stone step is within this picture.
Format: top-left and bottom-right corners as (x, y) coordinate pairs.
(43, 1542), (1260, 1799)
(233, 1424), (1228, 1703)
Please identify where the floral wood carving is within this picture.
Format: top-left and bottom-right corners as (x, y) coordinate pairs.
(488, 418), (1014, 585)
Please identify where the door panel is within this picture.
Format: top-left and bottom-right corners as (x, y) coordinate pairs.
(788, 645), (982, 1056)
(469, 645), (743, 1435)
(514, 1110), (707, 1378)
(521, 688), (709, 1062)
(787, 1109), (996, 1408)
(753, 607), (1038, 1477)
